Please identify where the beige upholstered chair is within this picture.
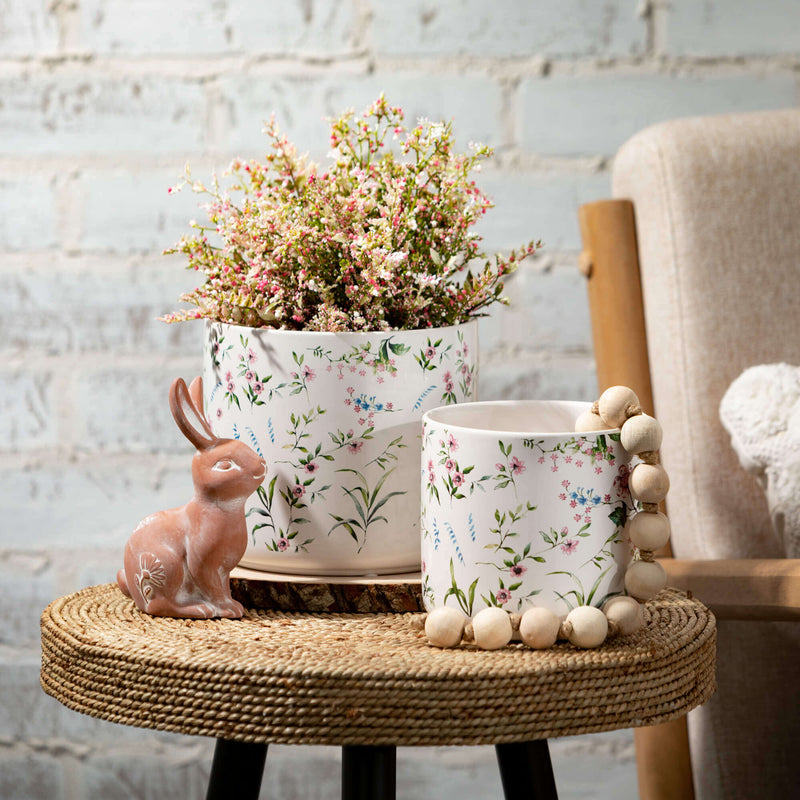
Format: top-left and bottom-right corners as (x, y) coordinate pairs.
(578, 109), (800, 799)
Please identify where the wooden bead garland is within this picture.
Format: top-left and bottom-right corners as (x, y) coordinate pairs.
(423, 385), (672, 652)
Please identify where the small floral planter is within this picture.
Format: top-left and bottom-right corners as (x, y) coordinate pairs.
(203, 320), (478, 575)
(421, 401), (634, 615)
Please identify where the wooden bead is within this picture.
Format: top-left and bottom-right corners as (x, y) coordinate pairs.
(565, 606), (608, 648)
(425, 606), (466, 648)
(471, 607), (513, 650)
(624, 559), (667, 600)
(629, 463), (670, 503)
(602, 596), (644, 636)
(598, 386), (640, 428)
(620, 413), (662, 454)
(519, 607), (561, 649)
(574, 410), (608, 432)
(626, 511), (671, 551)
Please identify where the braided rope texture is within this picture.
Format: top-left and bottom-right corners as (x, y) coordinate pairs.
(40, 584), (715, 746)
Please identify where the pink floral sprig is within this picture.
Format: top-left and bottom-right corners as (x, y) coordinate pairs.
(164, 94), (541, 332)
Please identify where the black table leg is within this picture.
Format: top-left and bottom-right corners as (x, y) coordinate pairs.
(206, 738), (268, 800)
(495, 740), (558, 800)
(341, 744), (396, 800)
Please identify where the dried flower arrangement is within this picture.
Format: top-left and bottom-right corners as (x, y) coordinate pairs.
(164, 94), (540, 332)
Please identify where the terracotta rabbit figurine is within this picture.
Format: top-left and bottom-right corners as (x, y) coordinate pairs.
(117, 376), (266, 618)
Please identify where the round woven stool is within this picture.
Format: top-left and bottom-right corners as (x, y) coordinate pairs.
(40, 584), (716, 799)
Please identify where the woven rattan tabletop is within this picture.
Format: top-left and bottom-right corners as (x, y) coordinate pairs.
(40, 583), (715, 746)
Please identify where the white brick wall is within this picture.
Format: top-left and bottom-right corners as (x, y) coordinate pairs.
(1, 1), (798, 797)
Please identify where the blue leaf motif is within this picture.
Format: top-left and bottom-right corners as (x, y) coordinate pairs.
(445, 522), (464, 565)
(245, 427), (263, 458)
(432, 519), (441, 551)
(468, 513), (476, 542)
(267, 417), (275, 444)
(209, 382), (222, 404)
(413, 385), (437, 410)
(232, 423), (240, 441)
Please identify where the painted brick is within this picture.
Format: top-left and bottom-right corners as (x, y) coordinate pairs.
(0, 73), (207, 156)
(475, 169), (610, 252)
(521, 73), (798, 157)
(0, 370), (58, 452)
(0, 176), (58, 251)
(0, 460), (193, 549)
(74, 366), (193, 453)
(0, 555), (56, 647)
(478, 356), (597, 402)
(662, 0), (800, 56)
(0, 257), (203, 356)
(478, 265), (593, 359)
(80, 742), (212, 800)
(0, 0), (59, 56)
(80, 168), (209, 253)
(0, 753), (63, 800)
(217, 71), (503, 158)
(371, 0), (645, 57)
(78, 0), (358, 56)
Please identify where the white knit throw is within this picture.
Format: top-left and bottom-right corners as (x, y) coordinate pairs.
(720, 363), (800, 558)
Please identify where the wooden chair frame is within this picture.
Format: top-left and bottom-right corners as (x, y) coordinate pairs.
(578, 199), (800, 800)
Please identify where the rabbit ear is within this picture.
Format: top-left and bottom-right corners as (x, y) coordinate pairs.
(169, 377), (216, 450)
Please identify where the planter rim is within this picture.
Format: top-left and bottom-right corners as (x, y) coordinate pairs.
(207, 318), (478, 338)
(424, 399), (617, 438)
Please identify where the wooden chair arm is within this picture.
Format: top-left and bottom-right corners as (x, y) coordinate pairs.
(660, 558), (800, 621)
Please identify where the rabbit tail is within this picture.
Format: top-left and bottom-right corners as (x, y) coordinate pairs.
(117, 569), (131, 598)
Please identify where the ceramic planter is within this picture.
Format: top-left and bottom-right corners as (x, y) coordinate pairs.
(421, 401), (634, 616)
(203, 320), (478, 575)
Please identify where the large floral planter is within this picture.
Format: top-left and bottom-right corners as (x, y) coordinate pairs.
(202, 320), (478, 575)
(421, 401), (634, 615)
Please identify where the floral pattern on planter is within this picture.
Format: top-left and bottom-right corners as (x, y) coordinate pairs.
(203, 320), (478, 575)
(421, 402), (635, 614)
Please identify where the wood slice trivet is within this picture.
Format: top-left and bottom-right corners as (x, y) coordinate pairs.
(229, 566), (424, 613)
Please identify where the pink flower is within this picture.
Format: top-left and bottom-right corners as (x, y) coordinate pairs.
(509, 564), (527, 578)
(576, 460), (583, 468)
(495, 589), (511, 605)
(510, 456), (526, 475)
(245, 370), (255, 382)
(561, 540), (578, 555)
(215, 408), (223, 419)
(253, 381), (264, 394)
(604, 494), (611, 503)
(551, 465), (558, 472)
(444, 458), (456, 472)
(574, 513), (582, 522)
(443, 371), (452, 383)
(561, 527), (568, 535)
(428, 471), (436, 484)
(445, 382), (454, 392)
(292, 484), (306, 498)
(561, 480), (570, 488)
(447, 434), (459, 451)
(427, 459), (434, 471)
(559, 493), (567, 501)
(302, 365), (316, 381)
(304, 462), (319, 474)
(451, 471), (465, 487)
(424, 346), (436, 359)
(347, 440), (364, 454)
(569, 500), (577, 508)
(595, 466), (603, 474)
(565, 455), (572, 463)
(247, 348), (257, 363)
(538, 456), (545, 464)
(277, 537), (290, 551)
(227, 381), (235, 392)
(496, 463), (504, 471)
(225, 371), (232, 382)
